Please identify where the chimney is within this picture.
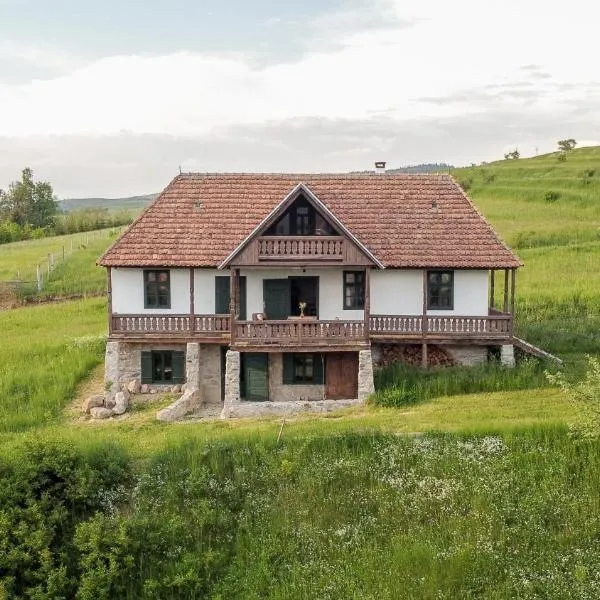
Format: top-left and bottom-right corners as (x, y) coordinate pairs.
(374, 161), (386, 174)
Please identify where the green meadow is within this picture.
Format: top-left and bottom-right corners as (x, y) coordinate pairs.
(1, 147), (600, 598)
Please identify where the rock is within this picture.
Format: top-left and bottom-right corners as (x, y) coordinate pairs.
(119, 386), (130, 402)
(140, 384), (150, 394)
(170, 384), (182, 394)
(181, 383), (188, 393)
(150, 389), (157, 394)
(90, 407), (113, 419)
(112, 391), (129, 415)
(127, 379), (141, 395)
(81, 394), (104, 414)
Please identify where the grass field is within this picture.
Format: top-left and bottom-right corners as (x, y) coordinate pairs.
(1, 148), (600, 597)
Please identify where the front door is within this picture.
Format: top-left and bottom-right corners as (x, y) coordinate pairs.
(263, 279), (290, 320)
(325, 353), (358, 399)
(243, 353), (269, 401)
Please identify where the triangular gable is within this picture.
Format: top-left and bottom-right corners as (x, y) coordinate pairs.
(219, 183), (385, 269)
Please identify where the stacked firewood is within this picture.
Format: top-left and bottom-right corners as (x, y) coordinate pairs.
(374, 344), (456, 368)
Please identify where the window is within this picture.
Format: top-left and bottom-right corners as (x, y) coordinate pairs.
(343, 271), (365, 310)
(144, 270), (170, 308)
(141, 350), (185, 384)
(283, 353), (324, 384)
(427, 271), (454, 310)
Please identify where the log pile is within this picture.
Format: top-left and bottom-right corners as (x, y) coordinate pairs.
(374, 344), (456, 368)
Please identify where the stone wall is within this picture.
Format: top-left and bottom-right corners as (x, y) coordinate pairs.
(268, 353), (325, 402)
(199, 344), (222, 404)
(446, 345), (488, 366)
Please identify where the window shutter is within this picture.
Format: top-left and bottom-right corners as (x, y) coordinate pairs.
(282, 354), (295, 385)
(141, 351), (153, 384)
(313, 353), (324, 384)
(172, 351), (186, 384)
(215, 277), (230, 314)
(239, 277), (247, 320)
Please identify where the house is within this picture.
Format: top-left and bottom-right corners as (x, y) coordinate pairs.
(98, 167), (522, 419)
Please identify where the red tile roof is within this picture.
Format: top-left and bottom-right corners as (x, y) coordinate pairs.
(99, 173), (522, 269)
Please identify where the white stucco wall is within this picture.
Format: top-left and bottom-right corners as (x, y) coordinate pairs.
(240, 268), (364, 321)
(194, 268), (221, 314)
(111, 268), (190, 314)
(370, 269), (489, 316)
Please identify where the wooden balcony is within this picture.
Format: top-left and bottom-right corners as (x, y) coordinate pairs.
(109, 313), (512, 344)
(110, 314), (230, 339)
(258, 236), (344, 261)
(234, 319), (367, 349)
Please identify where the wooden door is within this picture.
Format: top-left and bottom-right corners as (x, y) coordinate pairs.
(243, 353), (269, 401)
(325, 352), (358, 400)
(263, 279), (290, 320)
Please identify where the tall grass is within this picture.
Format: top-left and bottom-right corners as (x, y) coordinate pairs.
(373, 360), (550, 406)
(0, 298), (106, 432)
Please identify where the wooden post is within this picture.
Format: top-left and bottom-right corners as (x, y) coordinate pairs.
(230, 269), (237, 345)
(62, 246), (65, 262)
(36, 264), (42, 292)
(422, 270), (428, 368)
(364, 267), (371, 342)
(510, 268), (516, 335)
(189, 268), (195, 316)
(490, 270), (495, 311)
(503, 269), (509, 314)
(107, 267), (113, 335)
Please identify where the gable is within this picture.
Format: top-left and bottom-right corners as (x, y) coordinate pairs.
(219, 183), (383, 269)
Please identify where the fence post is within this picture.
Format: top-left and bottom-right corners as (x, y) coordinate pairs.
(36, 264), (42, 291)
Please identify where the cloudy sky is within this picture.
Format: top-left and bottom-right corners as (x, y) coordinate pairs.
(0, 0), (598, 198)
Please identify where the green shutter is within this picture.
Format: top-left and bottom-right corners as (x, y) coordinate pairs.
(141, 351), (153, 384)
(313, 353), (324, 384)
(283, 354), (295, 384)
(244, 353), (269, 401)
(239, 277), (247, 320)
(172, 351), (185, 384)
(215, 276), (230, 314)
(264, 279), (290, 320)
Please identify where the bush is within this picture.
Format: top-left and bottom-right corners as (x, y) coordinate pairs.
(457, 177), (473, 192)
(0, 440), (131, 598)
(544, 191), (561, 202)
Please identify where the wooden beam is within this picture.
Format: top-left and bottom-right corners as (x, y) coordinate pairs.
(107, 267), (113, 335)
(510, 269), (516, 315)
(189, 268), (195, 315)
(422, 270), (428, 368)
(503, 269), (509, 314)
(230, 269), (237, 345)
(490, 269), (495, 310)
(364, 267), (371, 341)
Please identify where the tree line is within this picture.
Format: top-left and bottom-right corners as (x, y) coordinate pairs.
(0, 168), (133, 244)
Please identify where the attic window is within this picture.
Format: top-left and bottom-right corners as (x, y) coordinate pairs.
(264, 195), (338, 236)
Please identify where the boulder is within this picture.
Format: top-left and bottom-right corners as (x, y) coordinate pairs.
(127, 379), (141, 395)
(140, 384), (150, 394)
(90, 407), (113, 419)
(119, 386), (130, 402)
(112, 391), (129, 415)
(81, 394), (104, 414)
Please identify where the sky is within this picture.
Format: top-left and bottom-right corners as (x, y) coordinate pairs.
(0, 0), (598, 198)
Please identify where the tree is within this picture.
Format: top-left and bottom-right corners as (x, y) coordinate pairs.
(0, 168), (58, 228)
(503, 149), (520, 160)
(557, 139), (577, 152)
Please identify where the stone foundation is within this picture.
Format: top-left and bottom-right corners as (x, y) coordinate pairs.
(221, 350), (240, 418)
(268, 353), (325, 402)
(446, 345), (488, 366)
(226, 398), (362, 419)
(501, 344), (515, 367)
(358, 349), (375, 401)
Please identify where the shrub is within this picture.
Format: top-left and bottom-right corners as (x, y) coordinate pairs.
(544, 191), (561, 202)
(546, 355), (600, 438)
(457, 177), (473, 192)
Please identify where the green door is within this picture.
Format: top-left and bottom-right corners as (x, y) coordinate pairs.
(215, 276), (246, 319)
(263, 279), (290, 320)
(243, 353), (269, 401)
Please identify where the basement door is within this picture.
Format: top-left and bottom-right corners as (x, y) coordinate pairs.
(243, 353), (269, 401)
(325, 353), (358, 400)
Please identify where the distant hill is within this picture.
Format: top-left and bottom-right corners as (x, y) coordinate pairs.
(387, 163), (453, 174)
(58, 193), (157, 212)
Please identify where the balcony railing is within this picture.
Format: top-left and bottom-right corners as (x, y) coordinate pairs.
(111, 314), (230, 336)
(235, 319), (367, 346)
(110, 313), (512, 341)
(258, 236), (343, 261)
(369, 314), (512, 338)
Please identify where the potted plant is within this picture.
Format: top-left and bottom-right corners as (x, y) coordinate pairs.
(299, 301), (307, 318)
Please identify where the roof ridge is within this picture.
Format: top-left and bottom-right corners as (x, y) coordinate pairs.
(177, 171), (453, 178)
